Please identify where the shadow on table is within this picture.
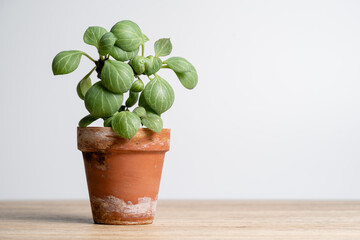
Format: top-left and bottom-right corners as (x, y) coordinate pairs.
(0, 211), (93, 224)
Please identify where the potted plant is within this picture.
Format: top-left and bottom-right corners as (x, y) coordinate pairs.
(51, 20), (198, 225)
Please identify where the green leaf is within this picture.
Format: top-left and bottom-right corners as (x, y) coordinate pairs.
(112, 111), (141, 139)
(110, 45), (139, 61)
(84, 81), (123, 118)
(139, 91), (156, 113)
(111, 20), (143, 51)
(125, 91), (139, 108)
(98, 32), (117, 56)
(79, 114), (99, 127)
(175, 64), (198, 89)
(52, 50), (84, 75)
(76, 75), (92, 100)
(101, 60), (134, 93)
(143, 75), (174, 114)
(141, 112), (163, 133)
(83, 26), (107, 48)
(154, 38), (172, 57)
(139, 93), (161, 117)
(130, 79), (144, 92)
(133, 106), (146, 117)
(131, 56), (146, 74)
(144, 56), (162, 75)
(104, 115), (114, 127)
(143, 34), (149, 43)
(164, 57), (198, 89)
(163, 57), (192, 73)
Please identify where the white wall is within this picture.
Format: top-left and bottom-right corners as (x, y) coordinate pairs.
(1, 0), (359, 200)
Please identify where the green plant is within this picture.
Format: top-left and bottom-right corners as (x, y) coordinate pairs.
(52, 20), (198, 139)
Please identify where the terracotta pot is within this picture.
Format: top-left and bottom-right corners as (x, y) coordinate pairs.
(77, 127), (170, 225)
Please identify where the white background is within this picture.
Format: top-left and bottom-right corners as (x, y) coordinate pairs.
(0, 0), (359, 200)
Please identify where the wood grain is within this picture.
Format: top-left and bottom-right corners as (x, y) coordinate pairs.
(0, 200), (359, 239)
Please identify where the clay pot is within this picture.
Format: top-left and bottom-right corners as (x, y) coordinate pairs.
(77, 127), (170, 225)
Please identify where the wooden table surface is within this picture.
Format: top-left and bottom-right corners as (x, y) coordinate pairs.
(0, 200), (359, 239)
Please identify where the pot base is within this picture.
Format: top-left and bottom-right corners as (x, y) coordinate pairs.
(94, 219), (153, 225)
(90, 195), (157, 225)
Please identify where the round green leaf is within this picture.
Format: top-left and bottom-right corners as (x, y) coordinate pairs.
(52, 50), (84, 75)
(139, 91), (156, 113)
(110, 45), (139, 61)
(98, 32), (117, 56)
(131, 56), (146, 74)
(163, 57), (192, 73)
(130, 79), (144, 92)
(175, 65), (198, 89)
(125, 91), (139, 108)
(76, 75), (92, 100)
(144, 56), (162, 76)
(84, 81), (123, 118)
(101, 60), (134, 93)
(110, 20), (143, 51)
(143, 75), (174, 114)
(103, 115), (114, 127)
(112, 111), (141, 139)
(78, 114), (99, 127)
(133, 106), (146, 117)
(83, 26), (107, 48)
(154, 38), (172, 57)
(141, 112), (163, 133)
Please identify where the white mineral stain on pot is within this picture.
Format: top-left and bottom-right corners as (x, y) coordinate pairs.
(138, 138), (164, 150)
(91, 195), (157, 218)
(139, 143), (150, 149)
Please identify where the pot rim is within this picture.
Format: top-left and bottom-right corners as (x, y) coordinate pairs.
(77, 127), (171, 152)
(78, 127), (170, 130)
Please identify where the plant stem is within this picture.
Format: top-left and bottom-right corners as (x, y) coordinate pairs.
(161, 65), (170, 69)
(83, 52), (96, 63)
(141, 44), (144, 57)
(87, 66), (96, 76)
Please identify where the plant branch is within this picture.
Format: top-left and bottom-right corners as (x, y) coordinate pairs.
(83, 52), (96, 63)
(86, 66), (96, 77)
